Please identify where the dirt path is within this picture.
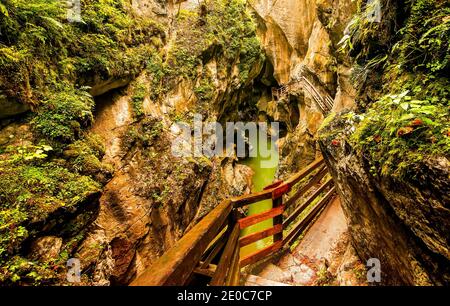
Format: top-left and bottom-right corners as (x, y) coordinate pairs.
(292, 196), (347, 261)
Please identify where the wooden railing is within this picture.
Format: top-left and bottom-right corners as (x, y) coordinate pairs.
(130, 157), (336, 286)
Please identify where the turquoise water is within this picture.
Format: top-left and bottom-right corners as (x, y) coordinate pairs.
(239, 131), (279, 257)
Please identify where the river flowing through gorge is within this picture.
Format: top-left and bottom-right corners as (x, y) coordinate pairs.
(239, 131), (279, 256)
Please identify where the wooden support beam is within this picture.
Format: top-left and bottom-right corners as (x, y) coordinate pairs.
(263, 180), (283, 190)
(283, 188), (336, 247)
(238, 206), (284, 230)
(210, 223), (240, 286)
(272, 197), (283, 242)
(283, 178), (333, 228)
(194, 264), (217, 278)
(239, 224), (283, 247)
(232, 158), (325, 209)
(200, 221), (228, 266)
(239, 240), (283, 267)
(201, 237), (227, 269)
(130, 200), (232, 286)
(225, 241), (240, 286)
(272, 183), (290, 200)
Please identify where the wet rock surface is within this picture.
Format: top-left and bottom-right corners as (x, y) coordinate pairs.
(29, 236), (63, 262)
(319, 113), (450, 285)
(0, 95), (30, 119)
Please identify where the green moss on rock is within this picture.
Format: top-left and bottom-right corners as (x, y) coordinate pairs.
(334, 0), (450, 179)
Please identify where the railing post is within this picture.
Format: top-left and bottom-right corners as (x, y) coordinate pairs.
(273, 196), (283, 242)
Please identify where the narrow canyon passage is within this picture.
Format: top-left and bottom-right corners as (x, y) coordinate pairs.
(0, 0), (448, 288)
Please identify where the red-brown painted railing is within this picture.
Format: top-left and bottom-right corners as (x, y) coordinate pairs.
(130, 157), (336, 286)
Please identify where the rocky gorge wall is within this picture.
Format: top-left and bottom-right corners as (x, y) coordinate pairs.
(318, 0), (449, 285)
(252, 0), (449, 286)
(249, 0), (357, 177)
(2, 0), (447, 287)
(0, 0), (359, 285)
(319, 114), (449, 285)
(73, 0), (270, 285)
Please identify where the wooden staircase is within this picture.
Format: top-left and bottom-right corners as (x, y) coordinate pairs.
(130, 157), (337, 286)
(271, 65), (334, 115)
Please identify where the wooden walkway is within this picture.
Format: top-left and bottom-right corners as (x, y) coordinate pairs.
(130, 158), (338, 286)
(244, 196), (349, 286)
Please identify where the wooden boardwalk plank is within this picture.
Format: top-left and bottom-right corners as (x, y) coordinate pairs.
(284, 166), (327, 210)
(284, 158), (324, 187)
(130, 200), (232, 286)
(210, 223), (240, 286)
(283, 178), (333, 228)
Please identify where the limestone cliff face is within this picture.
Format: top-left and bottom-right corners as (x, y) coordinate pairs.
(75, 1), (264, 285)
(250, 0), (356, 90)
(77, 92), (214, 284)
(315, 0), (450, 285)
(250, 0), (317, 84)
(319, 114), (450, 285)
(77, 86), (255, 285)
(250, 0), (357, 177)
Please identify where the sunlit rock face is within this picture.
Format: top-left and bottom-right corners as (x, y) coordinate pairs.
(250, 0), (356, 93)
(250, 0), (316, 84)
(250, 0), (357, 178)
(131, 0), (169, 17)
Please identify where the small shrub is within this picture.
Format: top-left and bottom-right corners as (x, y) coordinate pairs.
(32, 86), (94, 143)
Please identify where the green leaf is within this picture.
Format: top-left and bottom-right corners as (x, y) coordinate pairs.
(398, 90), (410, 99)
(0, 3), (8, 17)
(41, 16), (64, 30)
(399, 113), (414, 121)
(400, 103), (410, 111)
(422, 117), (435, 125)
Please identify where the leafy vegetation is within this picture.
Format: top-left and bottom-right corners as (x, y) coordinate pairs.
(64, 134), (113, 177)
(351, 84), (449, 177)
(395, 0), (449, 74)
(145, 0), (264, 105)
(131, 82), (147, 119)
(0, 0), (163, 284)
(0, 146), (101, 260)
(0, 0), (265, 285)
(336, 0), (450, 178)
(31, 85), (95, 142)
(0, 0), (164, 106)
